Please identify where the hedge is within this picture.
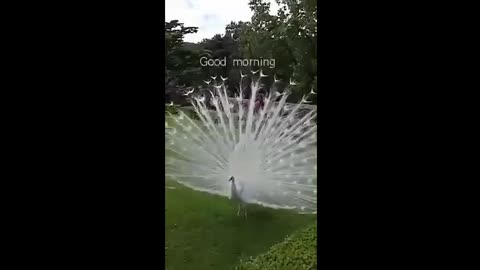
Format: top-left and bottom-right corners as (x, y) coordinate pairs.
(233, 222), (317, 270)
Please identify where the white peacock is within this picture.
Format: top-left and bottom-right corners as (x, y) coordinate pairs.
(165, 72), (317, 215)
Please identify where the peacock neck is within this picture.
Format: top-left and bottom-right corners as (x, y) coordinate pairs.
(230, 180), (238, 197)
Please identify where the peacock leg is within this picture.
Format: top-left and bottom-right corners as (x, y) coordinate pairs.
(237, 204), (241, 216)
(244, 206), (247, 220)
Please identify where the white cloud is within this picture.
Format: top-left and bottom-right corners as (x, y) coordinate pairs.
(165, 0), (280, 43)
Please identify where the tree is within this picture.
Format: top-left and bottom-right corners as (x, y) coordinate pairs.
(240, 0), (317, 103)
(165, 20), (200, 86)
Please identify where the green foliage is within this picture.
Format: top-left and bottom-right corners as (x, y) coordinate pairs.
(241, 0), (317, 103)
(233, 222), (317, 270)
(196, 29), (245, 92)
(165, 105), (178, 114)
(165, 20), (198, 53)
(165, 20), (202, 86)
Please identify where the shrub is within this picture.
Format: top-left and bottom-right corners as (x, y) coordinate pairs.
(166, 106), (179, 115)
(234, 222), (317, 270)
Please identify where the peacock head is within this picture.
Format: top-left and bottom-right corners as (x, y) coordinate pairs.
(228, 176), (235, 182)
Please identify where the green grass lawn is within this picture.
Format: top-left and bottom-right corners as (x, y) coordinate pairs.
(165, 180), (316, 270)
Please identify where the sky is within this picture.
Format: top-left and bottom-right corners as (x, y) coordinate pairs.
(165, 0), (280, 43)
